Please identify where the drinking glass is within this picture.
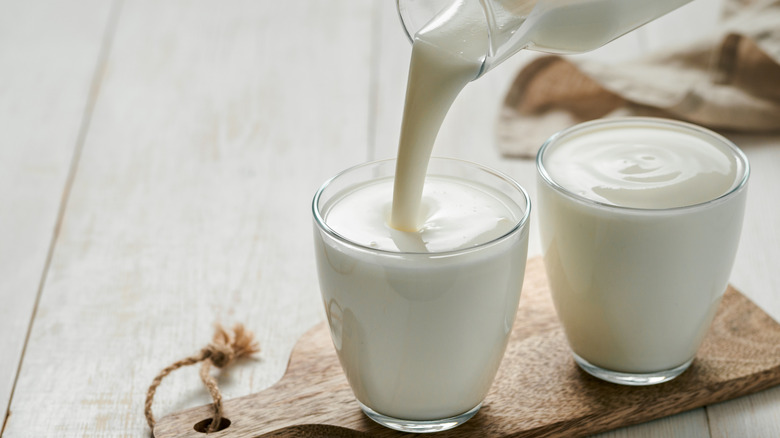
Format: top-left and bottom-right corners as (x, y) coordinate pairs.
(536, 118), (749, 385)
(312, 157), (531, 432)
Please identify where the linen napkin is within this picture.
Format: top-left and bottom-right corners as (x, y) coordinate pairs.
(497, 0), (780, 158)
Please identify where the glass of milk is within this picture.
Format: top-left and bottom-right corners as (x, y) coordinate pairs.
(313, 158), (531, 432)
(537, 117), (749, 385)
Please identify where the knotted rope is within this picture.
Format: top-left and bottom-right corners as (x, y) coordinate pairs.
(145, 324), (260, 434)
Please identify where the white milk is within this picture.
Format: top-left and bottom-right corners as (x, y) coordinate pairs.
(390, 0), (488, 231)
(315, 0), (696, 418)
(537, 119), (748, 375)
(328, 177), (517, 253)
(505, 0), (692, 55)
(314, 163), (529, 420)
(541, 123), (739, 208)
(390, 0), (691, 231)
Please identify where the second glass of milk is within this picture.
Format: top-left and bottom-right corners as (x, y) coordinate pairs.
(537, 117), (749, 386)
(313, 158), (531, 432)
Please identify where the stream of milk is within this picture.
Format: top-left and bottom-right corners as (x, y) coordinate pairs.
(390, 0), (694, 233)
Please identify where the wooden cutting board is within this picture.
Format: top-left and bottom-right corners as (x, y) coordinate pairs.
(154, 257), (780, 437)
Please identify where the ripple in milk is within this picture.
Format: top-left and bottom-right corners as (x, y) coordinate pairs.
(542, 122), (740, 209)
(328, 176), (518, 253)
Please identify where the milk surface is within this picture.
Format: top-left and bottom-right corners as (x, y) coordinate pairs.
(538, 120), (748, 374)
(542, 122), (740, 208)
(327, 176), (518, 253)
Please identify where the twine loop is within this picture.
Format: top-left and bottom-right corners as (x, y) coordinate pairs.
(145, 324), (260, 434)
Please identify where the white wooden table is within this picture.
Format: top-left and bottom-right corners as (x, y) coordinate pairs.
(2, 0), (778, 436)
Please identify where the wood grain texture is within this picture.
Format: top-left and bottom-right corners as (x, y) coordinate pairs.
(0, 0), (115, 424)
(155, 257), (780, 438)
(3, 0), (779, 436)
(1, 0), (374, 436)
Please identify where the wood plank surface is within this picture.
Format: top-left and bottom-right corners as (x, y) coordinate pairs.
(1, 0), (375, 435)
(2, 0), (779, 437)
(153, 258), (780, 438)
(0, 0), (116, 426)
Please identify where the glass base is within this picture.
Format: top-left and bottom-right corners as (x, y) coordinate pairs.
(358, 401), (481, 433)
(573, 352), (693, 386)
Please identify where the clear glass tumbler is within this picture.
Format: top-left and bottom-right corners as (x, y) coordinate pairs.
(312, 157), (531, 432)
(537, 118), (749, 385)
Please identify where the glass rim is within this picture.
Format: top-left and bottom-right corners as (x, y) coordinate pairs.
(536, 117), (750, 214)
(312, 157), (531, 256)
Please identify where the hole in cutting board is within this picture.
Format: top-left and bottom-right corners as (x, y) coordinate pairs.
(193, 417), (231, 433)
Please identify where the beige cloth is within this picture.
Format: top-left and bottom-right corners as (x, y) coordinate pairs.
(497, 0), (780, 158)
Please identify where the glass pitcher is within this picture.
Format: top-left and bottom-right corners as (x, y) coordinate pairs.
(397, 0), (693, 78)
